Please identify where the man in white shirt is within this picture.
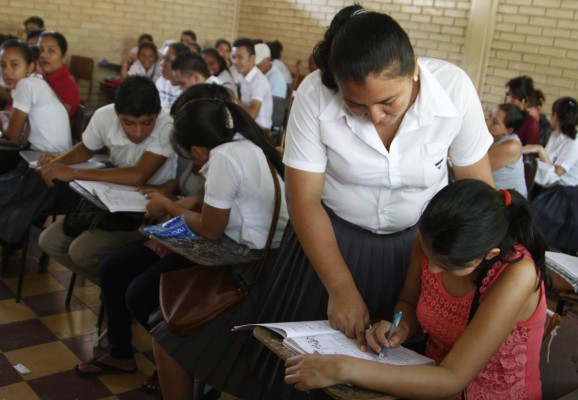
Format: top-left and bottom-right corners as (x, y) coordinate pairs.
(232, 38), (273, 130)
(155, 42), (190, 109)
(255, 43), (287, 100)
(171, 52), (221, 91)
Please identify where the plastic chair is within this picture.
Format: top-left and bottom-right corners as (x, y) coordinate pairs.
(69, 55), (95, 104)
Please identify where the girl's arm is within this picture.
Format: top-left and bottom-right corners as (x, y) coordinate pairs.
(3, 108), (27, 141)
(285, 166), (370, 349)
(452, 154), (495, 186)
(286, 257), (540, 399)
(488, 140), (522, 171)
(40, 150), (167, 187)
(523, 143), (572, 176)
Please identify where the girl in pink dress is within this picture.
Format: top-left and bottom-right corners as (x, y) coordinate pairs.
(285, 179), (547, 399)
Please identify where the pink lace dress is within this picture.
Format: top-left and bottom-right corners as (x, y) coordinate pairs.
(416, 245), (546, 399)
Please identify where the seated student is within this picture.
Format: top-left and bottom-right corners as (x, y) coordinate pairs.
(148, 98), (288, 400)
(155, 42), (190, 109)
(0, 40), (70, 168)
(124, 33), (154, 69)
(232, 38), (273, 130)
(73, 84), (230, 379)
(170, 52), (219, 91)
(180, 30), (196, 44)
(486, 103), (528, 197)
(267, 40), (292, 85)
(504, 75), (540, 146)
(122, 41), (160, 82)
(201, 47), (237, 98)
(184, 40), (201, 54)
(285, 179), (547, 399)
(216, 38), (240, 83)
(255, 43), (287, 100)
(523, 96), (578, 254)
(37, 31), (81, 123)
(26, 28), (44, 46)
(526, 89), (552, 147)
(19, 16), (44, 40)
(0, 39), (72, 246)
(38, 76), (176, 284)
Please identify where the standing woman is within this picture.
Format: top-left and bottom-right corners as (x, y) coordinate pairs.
(250, 5), (493, 398)
(37, 31), (81, 124)
(504, 76), (540, 145)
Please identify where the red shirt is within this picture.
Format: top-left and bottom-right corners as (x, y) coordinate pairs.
(517, 115), (540, 146)
(45, 64), (81, 125)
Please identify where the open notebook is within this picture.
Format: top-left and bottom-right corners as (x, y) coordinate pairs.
(70, 180), (147, 213)
(234, 320), (434, 366)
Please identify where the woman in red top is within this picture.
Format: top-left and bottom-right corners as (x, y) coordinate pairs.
(37, 31), (80, 124)
(285, 180), (547, 399)
(504, 75), (540, 146)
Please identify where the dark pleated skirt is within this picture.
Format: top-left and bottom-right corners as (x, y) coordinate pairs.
(532, 185), (578, 254)
(245, 208), (417, 400)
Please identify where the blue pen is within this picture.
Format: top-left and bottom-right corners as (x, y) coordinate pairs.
(378, 311), (402, 358)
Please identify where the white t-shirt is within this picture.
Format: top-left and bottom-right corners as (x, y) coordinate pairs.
(82, 104), (177, 185)
(11, 73), (71, 153)
(238, 66), (273, 129)
(200, 134), (288, 249)
(272, 59), (293, 85)
(128, 59), (161, 82)
(284, 58), (493, 234)
(155, 76), (182, 110)
(545, 130), (578, 186)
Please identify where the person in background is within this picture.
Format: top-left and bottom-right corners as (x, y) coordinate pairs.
(38, 76), (176, 286)
(285, 180), (546, 400)
(124, 33), (154, 69)
(267, 40), (292, 85)
(170, 52), (219, 91)
(22, 16), (45, 35)
(293, 53), (318, 90)
(180, 30), (196, 44)
(26, 28), (44, 46)
(216, 38), (238, 82)
(155, 42), (190, 109)
(255, 43), (287, 100)
(201, 47), (237, 97)
(504, 75), (540, 145)
(37, 31), (81, 123)
(247, 5), (493, 399)
(232, 38), (273, 130)
(122, 42), (160, 82)
(526, 89), (552, 147)
(184, 40), (201, 54)
(523, 96), (578, 254)
(486, 103), (528, 197)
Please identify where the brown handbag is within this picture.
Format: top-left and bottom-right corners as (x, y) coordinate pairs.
(159, 161), (281, 335)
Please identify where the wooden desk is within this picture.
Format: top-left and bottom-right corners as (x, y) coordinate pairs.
(253, 326), (397, 400)
(548, 269), (578, 315)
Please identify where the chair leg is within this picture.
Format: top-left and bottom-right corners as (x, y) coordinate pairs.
(93, 299), (107, 348)
(193, 379), (206, 399)
(15, 234), (30, 303)
(38, 252), (49, 272)
(65, 273), (77, 306)
(556, 298), (566, 316)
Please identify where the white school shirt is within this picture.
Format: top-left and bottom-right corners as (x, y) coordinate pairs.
(81, 104), (177, 185)
(238, 66), (273, 129)
(128, 59), (161, 82)
(11, 73), (71, 153)
(284, 58), (493, 234)
(155, 76), (182, 109)
(272, 59), (293, 85)
(545, 130), (578, 186)
(200, 134), (288, 249)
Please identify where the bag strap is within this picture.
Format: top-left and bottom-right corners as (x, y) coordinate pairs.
(248, 160), (282, 285)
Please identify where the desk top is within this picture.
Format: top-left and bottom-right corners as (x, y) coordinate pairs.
(253, 327), (397, 400)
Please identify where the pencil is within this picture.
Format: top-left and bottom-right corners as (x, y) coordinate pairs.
(50, 151), (70, 163)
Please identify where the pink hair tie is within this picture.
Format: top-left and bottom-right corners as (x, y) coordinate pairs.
(498, 189), (512, 206)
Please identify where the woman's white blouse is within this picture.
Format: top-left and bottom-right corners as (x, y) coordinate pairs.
(545, 130), (578, 186)
(284, 58), (493, 234)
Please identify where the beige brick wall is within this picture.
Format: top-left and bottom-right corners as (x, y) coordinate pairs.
(481, 0), (578, 114)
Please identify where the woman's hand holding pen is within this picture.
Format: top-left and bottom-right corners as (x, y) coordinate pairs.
(327, 289), (370, 351)
(366, 317), (409, 355)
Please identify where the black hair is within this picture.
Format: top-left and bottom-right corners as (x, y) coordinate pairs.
(138, 41), (158, 59)
(506, 75), (534, 102)
(526, 89), (545, 109)
(26, 29), (45, 42)
(38, 31), (68, 54)
(181, 30), (197, 42)
(171, 52), (209, 78)
(166, 42), (190, 58)
(172, 98), (284, 178)
(233, 38), (255, 56)
(170, 82), (233, 116)
(215, 38), (231, 51)
(24, 16), (45, 29)
(138, 33), (154, 43)
(552, 96), (578, 140)
(1, 39), (36, 64)
(313, 4), (415, 89)
(186, 41), (202, 54)
(201, 47), (227, 75)
(267, 40), (283, 60)
(114, 75), (161, 116)
(419, 180), (546, 288)
(497, 103), (527, 132)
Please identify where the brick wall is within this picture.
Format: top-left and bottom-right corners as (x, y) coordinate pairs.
(480, 0), (578, 113)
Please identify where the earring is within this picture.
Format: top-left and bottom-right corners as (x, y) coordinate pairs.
(413, 74), (419, 82)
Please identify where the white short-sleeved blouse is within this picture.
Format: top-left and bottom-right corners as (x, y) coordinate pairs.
(283, 58), (493, 234)
(545, 130), (578, 186)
